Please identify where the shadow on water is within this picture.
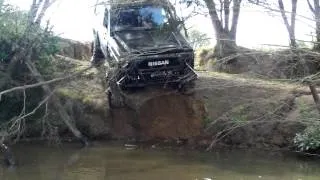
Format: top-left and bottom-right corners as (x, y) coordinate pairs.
(0, 142), (319, 180)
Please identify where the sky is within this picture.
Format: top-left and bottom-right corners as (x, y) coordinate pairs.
(6, 0), (315, 49)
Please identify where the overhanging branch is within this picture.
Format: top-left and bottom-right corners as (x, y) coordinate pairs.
(0, 65), (92, 101)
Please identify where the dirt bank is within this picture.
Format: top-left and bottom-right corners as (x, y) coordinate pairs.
(194, 72), (307, 149)
(57, 38), (92, 60)
(48, 55), (315, 150)
(197, 48), (320, 79)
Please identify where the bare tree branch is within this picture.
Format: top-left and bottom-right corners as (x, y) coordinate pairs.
(277, 0), (297, 47)
(291, 0), (298, 38)
(35, 0), (58, 24)
(204, 0), (224, 33)
(278, 0), (290, 33)
(308, 0), (315, 13)
(0, 66), (92, 101)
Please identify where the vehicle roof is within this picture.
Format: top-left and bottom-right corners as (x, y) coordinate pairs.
(103, 0), (171, 9)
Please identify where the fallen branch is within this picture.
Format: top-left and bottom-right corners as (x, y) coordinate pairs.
(8, 91), (54, 133)
(25, 60), (90, 147)
(0, 65), (92, 101)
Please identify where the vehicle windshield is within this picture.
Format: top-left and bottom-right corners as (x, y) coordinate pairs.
(111, 5), (171, 31)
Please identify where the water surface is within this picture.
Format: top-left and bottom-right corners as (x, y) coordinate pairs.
(0, 143), (319, 180)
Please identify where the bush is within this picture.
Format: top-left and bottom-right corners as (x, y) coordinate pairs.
(293, 100), (320, 152)
(294, 123), (320, 152)
(0, 3), (59, 71)
(0, 3), (59, 125)
(0, 5), (28, 63)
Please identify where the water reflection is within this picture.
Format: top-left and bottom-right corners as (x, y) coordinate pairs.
(0, 143), (319, 180)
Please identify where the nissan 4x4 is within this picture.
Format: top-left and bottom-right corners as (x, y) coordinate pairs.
(92, 0), (197, 106)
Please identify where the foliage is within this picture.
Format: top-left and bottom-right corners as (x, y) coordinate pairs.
(0, 5), (59, 71)
(0, 3), (59, 125)
(294, 122), (320, 152)
(188, 30), (211, 49)
(0, 5), (28, 62)
(293, 100), (320, 152)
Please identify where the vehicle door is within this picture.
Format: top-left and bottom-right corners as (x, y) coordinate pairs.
(94, 3), (110, 56)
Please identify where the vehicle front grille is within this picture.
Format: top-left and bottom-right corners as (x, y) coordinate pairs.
(137, 57), (181, 70)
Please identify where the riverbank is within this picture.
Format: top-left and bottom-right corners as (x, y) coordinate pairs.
(29, 55), (317, 153)
(1, 37), (317, 155)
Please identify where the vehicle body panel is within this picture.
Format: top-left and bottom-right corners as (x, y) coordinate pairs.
(93, 0), (197, 89)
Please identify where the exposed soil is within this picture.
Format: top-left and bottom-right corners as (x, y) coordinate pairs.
(109, 90), (206, 140)
(57, 38), (92, 61)
(49, 55), (315, 150)
(47, 40), (318, 150)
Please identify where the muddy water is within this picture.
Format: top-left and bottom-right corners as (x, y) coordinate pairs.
(0, 143), (319, 180)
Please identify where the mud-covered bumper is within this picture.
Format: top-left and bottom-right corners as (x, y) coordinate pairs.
(116, 63), (197, 88)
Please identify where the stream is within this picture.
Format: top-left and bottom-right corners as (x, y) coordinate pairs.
(0, 142), (319, 180)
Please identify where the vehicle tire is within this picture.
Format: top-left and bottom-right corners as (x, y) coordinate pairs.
(178, 80), (196, 94)
(107, 88), (125, 108)
(91, 34), (105, 63)
(106, 68), (125, 108)
(188, 60), (195, 69)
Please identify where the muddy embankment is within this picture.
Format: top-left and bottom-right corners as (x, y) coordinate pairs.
(53, 40), (315, 150)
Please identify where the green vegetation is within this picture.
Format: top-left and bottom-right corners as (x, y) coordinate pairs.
(294, 123), (320, 152)
(188, 30), (211, 49)
(230, 105), (249, 124)
(294, 99), (320, 152)
(0, 3), (59, 135)
(1, 0), (320, 155)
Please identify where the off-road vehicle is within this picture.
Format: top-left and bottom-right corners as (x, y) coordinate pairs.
(92, 0), (197, 107)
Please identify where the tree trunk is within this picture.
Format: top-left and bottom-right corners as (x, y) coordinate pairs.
(215, 32), (237, 58)
(307, 0), (320, 49)
(26, 1), (89, 146)
(309, 85), (320, 113)
(25, 60), (89, 147)
(224, 0), (230, 30)
(296, 49), (320, 115)
(230, 0), (241, 42)
(278, 0), (298, 48)
(314, 1), (320, 50)
(204, 0), (241, 58)
(290, 0), (298, 47)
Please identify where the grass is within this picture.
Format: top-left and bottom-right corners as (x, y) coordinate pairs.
(230, 105), (249, 123)
(57, 88), (95, 104)
(295, 97), (320, 123)
(198, 70), (303, 91)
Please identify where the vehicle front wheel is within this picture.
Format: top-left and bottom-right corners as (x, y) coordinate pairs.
(91, 34), (104, 64)
(107, 88), (125, 108)
(178, 80), (196, 94)
(106, 69), (125, 108)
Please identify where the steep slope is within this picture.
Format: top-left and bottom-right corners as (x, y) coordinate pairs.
(52, 55), (312, 149)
